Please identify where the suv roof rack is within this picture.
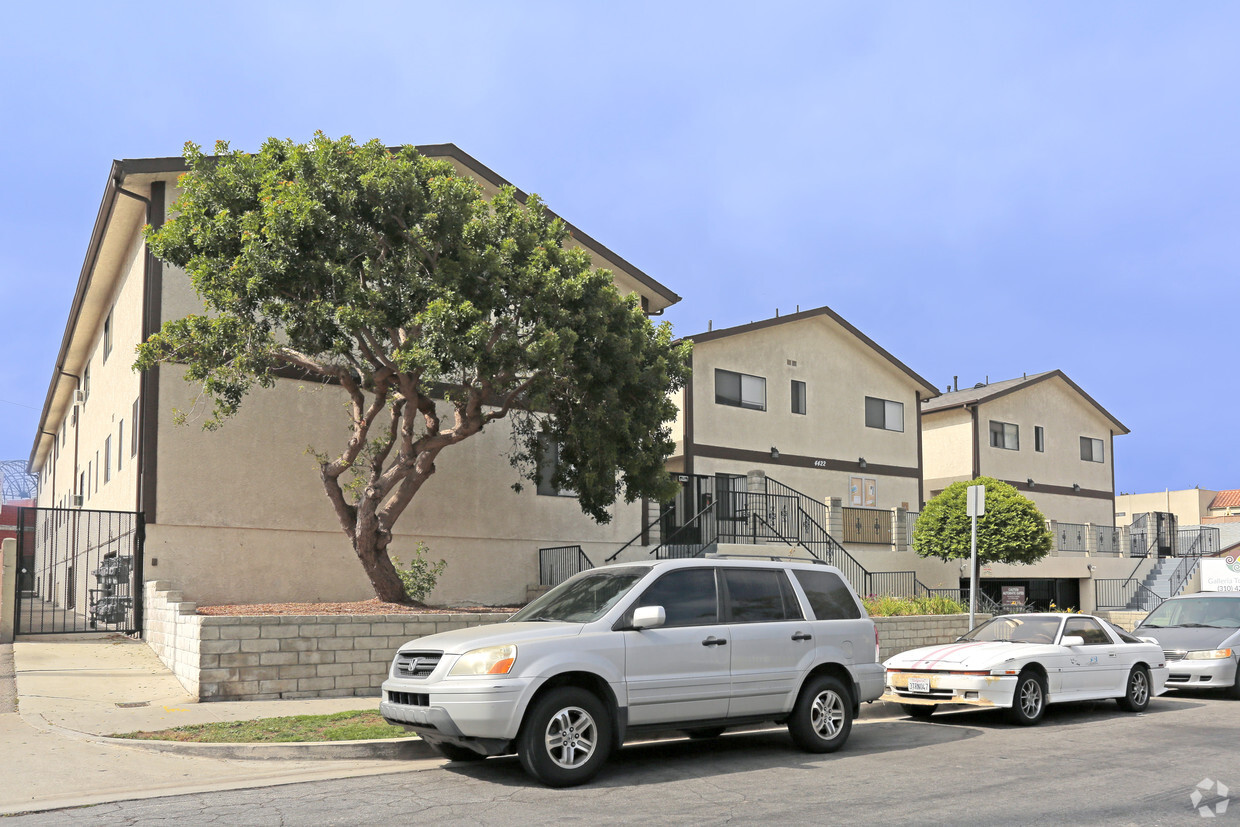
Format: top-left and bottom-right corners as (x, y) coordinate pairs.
(702, 552), (828, 566)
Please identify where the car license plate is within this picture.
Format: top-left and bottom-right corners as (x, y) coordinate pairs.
(907, 676), (931, 694)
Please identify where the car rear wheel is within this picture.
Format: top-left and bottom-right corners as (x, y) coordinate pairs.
(788, 675), (853, 753)
(517, 687), (613, 788)
(1005, 670), (1046, 726)
(431, 743), (487, 762)
(1116, 665), (1151, 712)
(900, 703), (937, 719)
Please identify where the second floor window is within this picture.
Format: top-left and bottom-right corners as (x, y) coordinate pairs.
(1035, 426), (1045, 452)
(536, 434), (576, 497)
(1080, 436), (1104, 463)
(715, 369), (766, 411)
(103, 308), (113, 361)
(864, 397), (904, 432)
(990, 420), (1019, 450)
(791, 380), (806, 415)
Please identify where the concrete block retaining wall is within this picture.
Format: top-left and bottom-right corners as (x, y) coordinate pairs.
(144, 581), (508, 701)
(146, 582), (995, 701)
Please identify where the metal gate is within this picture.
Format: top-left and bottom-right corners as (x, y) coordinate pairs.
(15, 507), (144, 635)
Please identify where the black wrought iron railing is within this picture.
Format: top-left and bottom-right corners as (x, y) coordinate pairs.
(1094, 525), (1122, 556)
(538, 545), (592, 587)
(1176, 527), (1221, 557)
(604, 505), (674, 563)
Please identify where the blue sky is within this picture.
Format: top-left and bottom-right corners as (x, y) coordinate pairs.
(1, 2), (1236, 497)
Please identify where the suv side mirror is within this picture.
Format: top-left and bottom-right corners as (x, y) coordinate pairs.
(632, 606), (666, 630)
(1060, 635), (1085, 648)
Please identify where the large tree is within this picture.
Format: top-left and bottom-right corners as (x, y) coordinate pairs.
(912, 477), (1053, 576)
(137, 134), (691, 603)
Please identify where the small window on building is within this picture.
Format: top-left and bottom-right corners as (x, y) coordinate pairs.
(117, 421), (123, 472)
(791, 380), (806, 415)
(103, 308), (113, 362)
(132, 399), (139, 457)
(989, 420), (1019, 450)
(1035, 426), (1044, 452)
(864, 397), (904, 432)
(83, 366), (90, 404)
(715, 369), (766, 411)
(104, 437), (111, 483)
(1080, 436), (1104, 463)
(85, 464), (91, 500)
(536, 434), (576, 497)
(95, 451), (100, 492)
(78, 472), (85, 502)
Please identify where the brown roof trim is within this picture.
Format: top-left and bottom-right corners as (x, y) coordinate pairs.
(694, 443), (921, 479)
(922, 370), (1129, 435)
(683, 305), (939, 398)
(28, 161), (126, 470)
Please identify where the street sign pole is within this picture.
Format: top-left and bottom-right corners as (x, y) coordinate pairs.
(966, 484), (986, 629)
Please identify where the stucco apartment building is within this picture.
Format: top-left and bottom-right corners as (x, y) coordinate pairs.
(921, 371), (1128, 527)
(26, 146), (681, 608)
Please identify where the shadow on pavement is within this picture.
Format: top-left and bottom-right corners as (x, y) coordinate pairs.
(442, 720), (980, 788)
(897, 694), (1208, 730)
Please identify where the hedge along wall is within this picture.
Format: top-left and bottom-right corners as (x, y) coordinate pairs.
(146, 582), (992, 701)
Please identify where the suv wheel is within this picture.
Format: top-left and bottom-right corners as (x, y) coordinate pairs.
(1116, 665), (1151, 712)
(517, 687), (613, 787)
(788, 675), (853, 753)
(1005, 669), (1046, 725)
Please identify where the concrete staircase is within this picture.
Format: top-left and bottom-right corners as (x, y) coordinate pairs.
(1126, 558), (1179, 612)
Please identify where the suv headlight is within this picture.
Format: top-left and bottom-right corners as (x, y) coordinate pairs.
(1184, 648), (1233, 660)
(449, 645), (517, 676)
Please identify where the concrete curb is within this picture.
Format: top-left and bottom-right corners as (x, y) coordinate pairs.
(28, 712), (438, 761)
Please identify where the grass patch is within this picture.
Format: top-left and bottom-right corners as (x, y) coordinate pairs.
(112, 710), (410, 743)
(864, 594), (967, 617)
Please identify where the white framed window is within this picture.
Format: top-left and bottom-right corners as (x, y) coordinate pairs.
(131, 399), (139, 457)
(715, 369), (766, 411)
(864, 397), (904, 432)
(791, 380), (806, 415)
(1035, 426), (1045, 452)
(117, 421), (124, 472)
(104, 437), (111, 483)
(103, 308), (113, 362)
(989, 420), (1019, 450)
(1080, 436), (1104, 463)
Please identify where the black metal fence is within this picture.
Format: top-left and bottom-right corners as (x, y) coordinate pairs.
(538, 545), (592, 587)
(1095, 578), (1162, 612)
(1176, 527), (1220, 557)
(15, 507), (144, 635)
(1055, 522), (1089, 553)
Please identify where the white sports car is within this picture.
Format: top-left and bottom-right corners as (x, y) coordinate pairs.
(882, 613), (1168, 725)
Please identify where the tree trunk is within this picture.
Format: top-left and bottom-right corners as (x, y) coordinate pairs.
(354, 530), (408, 604)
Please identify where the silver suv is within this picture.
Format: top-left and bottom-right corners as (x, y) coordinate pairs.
(380, 556), (884, 786)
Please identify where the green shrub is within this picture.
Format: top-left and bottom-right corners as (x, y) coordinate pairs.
(391, 543), (447, 604)
(863, 594), (967, 617)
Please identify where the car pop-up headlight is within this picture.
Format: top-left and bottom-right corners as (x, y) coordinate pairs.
(449, 645), (517, 677)
(1184, 648), (1233, 660)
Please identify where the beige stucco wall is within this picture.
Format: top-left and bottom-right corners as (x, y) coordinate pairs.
(920, 406), (973, 489)
(1114, 489), (1215, 527)
(684, 315), (925, 509)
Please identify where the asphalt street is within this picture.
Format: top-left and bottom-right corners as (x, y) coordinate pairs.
(8, 690), (1236, 826)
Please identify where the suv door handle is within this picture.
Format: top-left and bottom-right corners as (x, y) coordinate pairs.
(791, 632), (812, 641)
(702, 636), (728, 647)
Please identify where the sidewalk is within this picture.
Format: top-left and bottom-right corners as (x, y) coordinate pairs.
(1, 635), (437, 816)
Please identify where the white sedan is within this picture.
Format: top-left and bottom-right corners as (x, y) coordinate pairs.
(881, 613), (1168, 725)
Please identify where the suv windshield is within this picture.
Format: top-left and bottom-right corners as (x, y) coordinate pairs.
(508, 567), (649, 624)
(960, 615), (1064, 644)
(1139, 597), (1240, 629)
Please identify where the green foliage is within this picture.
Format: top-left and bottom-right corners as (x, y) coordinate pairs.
(862, 594), (967, 617)
(113, 710), (407, 743)
(135, 133), (691, 542)
(391, 543), (446, 604)
(913, 477), (1053, 565)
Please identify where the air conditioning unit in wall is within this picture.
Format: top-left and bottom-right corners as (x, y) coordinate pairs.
(72, 495), (84, 508)
(73, 389), (86, 406)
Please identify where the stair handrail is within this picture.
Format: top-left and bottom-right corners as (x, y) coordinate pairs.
(647, 500), (718, 556)
(604, 503), (675, 563)
(749, 512), (822, 561)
